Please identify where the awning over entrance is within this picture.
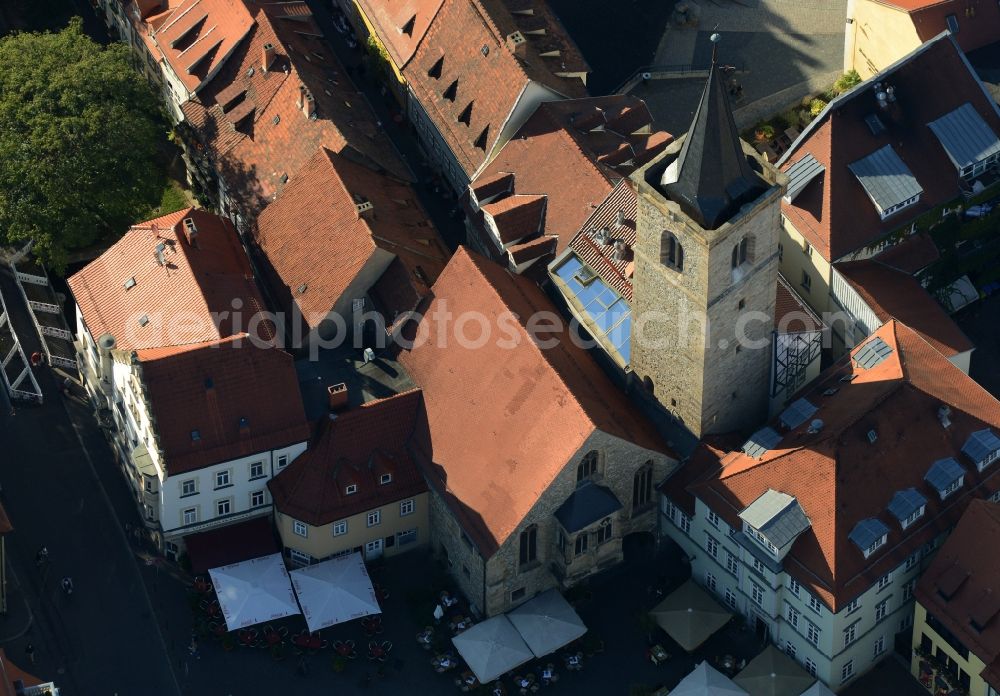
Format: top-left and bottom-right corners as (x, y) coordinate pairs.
(734, 645), (815, 696)
(209, 553), (300, 631)
(452, 615), (534, 683)
(289, 553), (381, 633)
(184, 515), (278, 574)
(507, 589), (587, 658)
(650, 580), (732, 651)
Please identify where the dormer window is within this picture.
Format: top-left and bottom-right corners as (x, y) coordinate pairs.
(345, 484), (357, 495)
(380, 474), (392, 485)
(744, 524), (779, 556)
(738, 489), (810, 559)
(925, 457), (965, 500)
(428, 56), (443, 79)
(443, 79), (458, 102)
(847, 145), (923, 221)
(849, 518), (890, 558)
(962, 429), (1000, 472)
(888, 487), (928, 530)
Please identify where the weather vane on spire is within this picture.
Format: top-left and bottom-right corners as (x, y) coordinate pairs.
(710, 32), (721, 65)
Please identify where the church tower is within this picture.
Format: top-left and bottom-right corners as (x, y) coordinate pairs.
(629, 36), (787, 437)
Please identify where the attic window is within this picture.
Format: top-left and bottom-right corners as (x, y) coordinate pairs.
(246, 67), (255, 78)
(380, 473), (392, 485)
(962, 429), (1000, 472)
(867, 429), (878, 444)
(272, 115), (281, 126)
(123, 277), (137, 290)
(279, 173), (289, 184)
(458, 101), (473, 125)
(474, 125), (489, 151)
(297, 283), (308, 295)
(427, 56), (443, 79)
(443, 79), (458, 102)
(481, 44), (489, 57)
(191, 430), (201, 442)
(401, 14), (416, 36)
(239, 416), (249, 429)
(138, 314), (150, 327)
(345, 484), (358, 495)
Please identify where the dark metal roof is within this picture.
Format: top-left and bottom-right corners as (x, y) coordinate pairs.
(742, 427), (783, 459)
(928, 102), (1000, 170)
(962, 429), (1000, 466)
(847, 145), (923, 214)
(783, 153), (825, 203)
(779, 398), (818, 430)
(887, 487), (928, 522)
(848, 517), (890, 552)
(924, 457), (965, 493)
(658, 64), (766, 230)
(738, 489), (810, 549)
(554, 482), (622, 533)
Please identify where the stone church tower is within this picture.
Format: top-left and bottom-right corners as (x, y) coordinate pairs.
(629, 47), (787, 438)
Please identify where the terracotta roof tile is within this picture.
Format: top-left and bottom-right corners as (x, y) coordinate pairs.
(873, 232), (940, 274)
(915, 499), (1000, 691)
(679, 319), (1000, 611)
(353, 0), (446, 69)
(774, 274), (823, 333)
(508, 235), (558, 265)
(253, 148), (448, 332)
(780, 34), (1000, 261)
(876, 0), (1000, 53)
(268, 390), (428, 526)
(836, 260), (974, 356)
(67, 208), (267, 351)
(400, 247), (672, 556)
(565, 179), (639, 301)
(0, 649), (44, 696)
(481, 194), (546, 243)
(137, 335), (309, 475)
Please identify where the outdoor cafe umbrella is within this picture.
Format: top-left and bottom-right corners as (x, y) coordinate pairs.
(734, 645), (815, 696)
(799, 681), (835, 696)
(672, 661), (748, 696)
(507, 589), (587, 658)
(452, 615), (534, 683)
(650, 579), (732, 652)
(289, 552), (381, 632)
(209, 553), (300, 631)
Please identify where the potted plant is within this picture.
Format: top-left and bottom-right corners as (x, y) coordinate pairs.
(754, 124), (775, 144)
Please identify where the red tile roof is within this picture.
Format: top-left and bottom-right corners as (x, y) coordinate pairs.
(836, 260), (974, 356)
(268, 390), (428, 526)
(774, 275), (823, 333)
(136, 335), (309, 475)
(565, 178), (639, 301)
(399, 247), (672, 556)
(180, 1), (409, 214)
(353, 0), (446, 69)
(481, 194), (546, 244)
(253, 147), (448, 332)
(876, 0), (1000, 53)
(146, 0), (254, 93)
(184, 514), (279, 573)
(873, 232), (940, 274)
(667, 319), (1000, 611)
(916, 499), (1000, 691)
(67, 208), (268, 351)
(779, 34), (1000, 261)
(0, 650), (43, 696)
(471, 97), (671, 260)
(403, 0), (588, 180)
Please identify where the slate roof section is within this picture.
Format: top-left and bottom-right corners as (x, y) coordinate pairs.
(779, 33), (1000, 260)
(963, 430), (1000, 467)
(836, 260), (974, 357)
(742, 427), (783, 460)
(925, 457), (966, 493)
(399, 247), (672, 556)
(887, 488), (928, 522)
(554, 482), (622, 533)
(268, 390), (428, 526)
(847, 145), (923, 213)
(783, 153), (825, 203)
(67, 208), (267, 352)
(660, 63), (767, 230)
(137, 335), (309, 475)
(253, 148), (448, 333)
(915, 499), (1000, 692)
(738, 490), (811, 549)
(848, 517), (890, 551)
(664, 319), (1000, 610)
(928, 102), (1000, 170)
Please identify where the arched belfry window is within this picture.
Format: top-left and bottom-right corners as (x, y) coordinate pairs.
(660, 231), (684, 271)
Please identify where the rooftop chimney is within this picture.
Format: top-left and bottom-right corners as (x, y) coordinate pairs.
(356, 200), (374, 218)
(506, 31), (527, 58)
(262, 42), (276, 72)
(182, 217), (199, 247)
(807, 419), (824, 434)
(154, 242), (167, 267)
(299, 86), (316, 118)
(938, 405), (952, 429)
(612, 240), (631, 262)
(616, 209), (626, 227)
(594, 227), (610, 245)
(328, 383), (349, 412)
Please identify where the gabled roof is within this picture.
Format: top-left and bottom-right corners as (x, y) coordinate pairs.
(67, 208), (267, 351)
(253, 148), (448, 332)
(181, 2), (409, 213)
(915, 499), (1000, 691)
(774, 275), (823, 333)
(666, 319), (1000, 610)
(836, 260), (974, 357)
(660, 63), (767, 230)
(402, 0), (588, 180)
(268, 390), (428, 526)
(137, 335), (309, 475)
(400, 247), (672, 556)
(779, 33), (1000, 260)
(353, 0), (446, 68)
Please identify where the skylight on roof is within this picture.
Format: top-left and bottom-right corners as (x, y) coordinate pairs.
(123, 277), (137, 290)
(779, 398), (818, 430)
(554, 254), (632, 366)
(853, 336), (893, 369)
(742, 427), (782, 459)
(962, 429), (1000, 471)
(848, 518), (890, 558)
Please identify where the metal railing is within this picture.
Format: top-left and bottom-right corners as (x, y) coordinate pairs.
(614, 62), (745, 94)
(10, 258), (78, 370)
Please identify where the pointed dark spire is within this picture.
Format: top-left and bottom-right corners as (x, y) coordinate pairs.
(660, 34), (765, 230)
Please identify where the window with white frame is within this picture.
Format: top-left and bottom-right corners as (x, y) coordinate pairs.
(745, 525), (779, 555)
(905, 552), (919, 571)
(400, 499), (415, 516)
(785, 642), (796, 659)
(864, 534), (887, 558)
(842, 659), (854, 682)
(289, 549), (311, 566)
(726, 551), (739, 576)
(878, 194), (920, 220)
(181, 479), (197, 496)
(679, 514), (691, 534)
(807, 622), (820, 646)
(752, 557), (766, 576)
(706, 510), (720, 528)
(786, 603), (799, 628)
(875, 598), (889, 621)
(333, 520), (347, 536)
(215, 470), (231, 488)
(705, 534), (719, 559)
(397, 528), (417, 545)
(903, 579), (916, 600)
(250, 461), (265, 479)
(846, 597), (860, 613)
(873, 635), (885, 657)
(788, 577), (801, 596)
(902, 505), (926, 529)
(805, 658), (817, 677)
(808, 594), (823, 614)
(293, 520), (308, 537)
(877, 572), (891, 591)
(992, 490), (1000, 503)
(844, 623), (857, 647)
(751, 582), (764, 606)
(250, 490), (265, 507)
(346, 484), (358, 495)
(277, 454), (289, 469)
(899, 614), (912, 631)
(706, 572), (717, 592)
(183, 507), (198, 525)
(725, 588), (737, 609)
(216, 498), (231, 516)
(367, 510), (381, 527)
(942, 476), (964, 500)
(380, 473), (392, 485)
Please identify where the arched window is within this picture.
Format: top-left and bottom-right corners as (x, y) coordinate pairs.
(660, 231), (684, 271)
(632, 461), (654, 508)
(518, 525), (537, 565)
(731, 237), (749, 269)
(577, 450), (600, 483)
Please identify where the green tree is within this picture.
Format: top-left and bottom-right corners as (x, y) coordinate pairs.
(0, 19), (164, 271)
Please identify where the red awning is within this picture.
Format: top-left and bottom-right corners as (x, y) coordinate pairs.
(184, 516), (279, 574)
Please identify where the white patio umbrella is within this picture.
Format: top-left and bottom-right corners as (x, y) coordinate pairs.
(289, 552), (381, 632)
(507, 589), (587, 658)
(209, 553), (300, 631)
(452, 615), (534, 683)
(672, 661), (749, 696)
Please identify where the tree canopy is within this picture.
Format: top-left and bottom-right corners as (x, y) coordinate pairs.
(0, 18), (164, 271)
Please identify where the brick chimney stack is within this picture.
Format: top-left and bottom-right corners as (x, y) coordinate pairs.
(298, 85), (315, 118)
(262, 42), (276, 72)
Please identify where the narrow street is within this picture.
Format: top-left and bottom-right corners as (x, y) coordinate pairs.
(0, 266), (180, 694)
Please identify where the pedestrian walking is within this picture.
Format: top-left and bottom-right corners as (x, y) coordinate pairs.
(24, 643), (34, 664)
(35, 547), (48, 567)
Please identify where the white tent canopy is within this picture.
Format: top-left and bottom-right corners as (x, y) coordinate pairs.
(672, 661), (749, 696)
(209, 553), (300, 631)
(289, 552), (381, 632)
(452, 615), (534, 683)
(799, 681), (834, 696)
(507, 589), (587, 658)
